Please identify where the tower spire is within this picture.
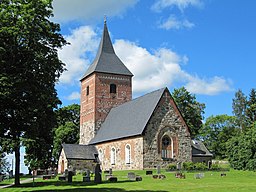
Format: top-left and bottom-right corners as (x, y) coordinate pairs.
(80, 18), (133, 81)
(104, 15), (107, 24)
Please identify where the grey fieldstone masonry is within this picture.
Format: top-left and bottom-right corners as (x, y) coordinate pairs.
(80, 121), (95, 144)
(143, 91), (191, 168)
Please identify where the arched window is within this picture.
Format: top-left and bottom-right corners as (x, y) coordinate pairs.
(110, 84), (116, 94)
(86, 86), (89, 96)
(162, 136), (173, 159)
(110, 147), (116, 165)
(125, 144), (131, 164)
(98, 149), (103, 163)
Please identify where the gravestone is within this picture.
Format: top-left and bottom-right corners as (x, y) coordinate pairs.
(208, 161), (212, 169)
(64, 169), (68, 177)
(94, 164), (102, 184)
(135, 176), (142, 181)
(194, 173), (204, 179)
(176, 162), (181, 171)
(157, 165), (161, 174)
(67, 171), (73, 183)
(108, 176), (117, 182)
(83, 169), (91, 182)
(127, 172), (136, 180)
(146, 170), (153, 175)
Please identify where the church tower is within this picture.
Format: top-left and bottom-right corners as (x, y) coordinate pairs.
(80, 20), (133, 144)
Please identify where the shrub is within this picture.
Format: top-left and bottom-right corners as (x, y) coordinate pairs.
(194, 163), (207, 171)
(182, 162), (195, 171)
(210, 163), (221, 171)
(167, 163), (176, 171)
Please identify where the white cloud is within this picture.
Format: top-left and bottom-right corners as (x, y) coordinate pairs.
(58, 26), (100, 84)
(52, 0), (138, 23)
(66, 92), (81, 100)
(159, 15), (195, 30)
(58, 25), (232, 96)
(114, 39), (232, 95)
(151, 0), (203, 12)
(185, 76), (233, 95)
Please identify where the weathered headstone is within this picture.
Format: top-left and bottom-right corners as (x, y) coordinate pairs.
(208, 161), (212, 169)
(94, 164), (102, 184)
(146, 170), (153, 175)
(176, 162), (181, 170)
(127, 172), (136, 180)
(67, 171), (73, 183)
(83, 169), (91, 182)
(157, 165), (161, 174)
(64, 169), (68, 177)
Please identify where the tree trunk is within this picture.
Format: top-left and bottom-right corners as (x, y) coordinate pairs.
(14, 142), (20, 186)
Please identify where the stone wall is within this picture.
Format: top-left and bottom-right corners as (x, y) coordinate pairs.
(68, 159), (96, 172)
(192, 156), (212, 165)
(143, 89), (191, 169)
(96, 137), (143, 171)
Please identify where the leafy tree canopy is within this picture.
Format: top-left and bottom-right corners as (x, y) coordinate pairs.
(171, 87), (205, 138)
(200, 114), (240, 159)
(52, 104), (80, 164)
(227, 122), (256, 170)
(0, 0), (67, 185)
(232, 89), (256, 130)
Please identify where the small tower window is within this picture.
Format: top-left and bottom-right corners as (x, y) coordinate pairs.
(86, 86), (89, 96)
(110, 84), (116, 94)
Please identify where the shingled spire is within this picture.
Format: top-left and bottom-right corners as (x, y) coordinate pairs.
(81, 20), (133, 80)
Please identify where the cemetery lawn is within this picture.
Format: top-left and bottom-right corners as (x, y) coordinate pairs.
(1, 169), (256, 192)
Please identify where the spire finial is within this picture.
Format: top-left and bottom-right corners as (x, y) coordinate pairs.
(104, 15), (107, 24)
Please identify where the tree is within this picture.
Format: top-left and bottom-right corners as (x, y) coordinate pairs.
(232, 89), (249, 130)
(0, 142), (10, 174)
(246, 89), (256, 123)
(232, 89), (256, 130)
(171, 87), (205, 138)
(226, 122), (256, 170)
(0, 0), (67, 185)
(200, 115), (240, 159)
(52, 104), (80, 165)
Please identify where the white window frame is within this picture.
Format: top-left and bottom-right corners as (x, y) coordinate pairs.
(98, 148), (103, 163)
(110, 147), (116, 165)
(125, 144), (131, 164)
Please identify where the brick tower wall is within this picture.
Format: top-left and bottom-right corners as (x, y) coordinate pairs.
(80, 73), (132, 144)
(80, 74), (96, 144)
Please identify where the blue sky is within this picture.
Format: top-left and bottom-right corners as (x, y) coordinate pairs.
(7, 0), (256, 175)
(52, 0), (256, 119)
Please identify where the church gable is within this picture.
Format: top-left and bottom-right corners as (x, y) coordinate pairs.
(89, 88), (166, 144)
(142, 89), (191, 168)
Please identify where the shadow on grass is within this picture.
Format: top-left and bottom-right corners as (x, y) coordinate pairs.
(32, 188), (168, 192)
(8, 180), (168, 192)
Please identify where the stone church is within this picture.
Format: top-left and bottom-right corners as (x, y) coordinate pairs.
(58, 20), (202, 173)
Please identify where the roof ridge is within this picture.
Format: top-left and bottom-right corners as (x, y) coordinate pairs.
(89, 87), (167, 144)
(111, 87), (166, 110)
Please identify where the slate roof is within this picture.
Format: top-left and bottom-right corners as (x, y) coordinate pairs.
(81, 21), (133, 80)
(191, 140), (213, 157)
(62, 144), (98, 160)
(89, 88), (166, 144)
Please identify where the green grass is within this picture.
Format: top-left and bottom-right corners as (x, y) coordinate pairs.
(1, 169), (256, 192)
(0, 175), (32, 185)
